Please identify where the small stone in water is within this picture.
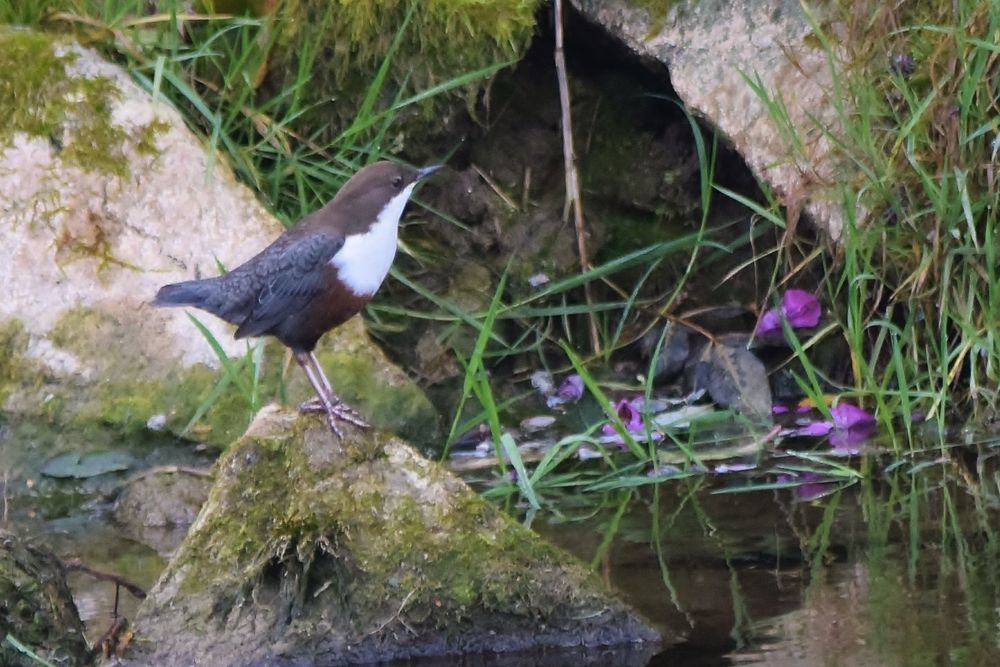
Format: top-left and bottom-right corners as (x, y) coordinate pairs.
(147, 414), (167, 431)
(528, 273), (550, 287)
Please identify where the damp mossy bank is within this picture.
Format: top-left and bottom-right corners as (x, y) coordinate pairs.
(128, 407), (659, 665)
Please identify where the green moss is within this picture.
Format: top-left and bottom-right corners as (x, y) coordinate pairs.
(0, 319), (41, 408)
(0, 30), (141, 176)
(135, 118), (170, 156)
(47, 307), (264, 447)
(0, 531), (90, 666)
(167, 417), (609, 636)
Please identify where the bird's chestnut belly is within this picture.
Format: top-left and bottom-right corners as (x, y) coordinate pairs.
(271, 272), (372, 352)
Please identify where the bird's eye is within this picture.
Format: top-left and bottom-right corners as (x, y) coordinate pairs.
(391, 176), (403, 188)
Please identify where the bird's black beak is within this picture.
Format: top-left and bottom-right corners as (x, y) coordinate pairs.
(416, 164), (443, 181)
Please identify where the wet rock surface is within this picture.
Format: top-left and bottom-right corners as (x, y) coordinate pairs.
(569, 0), (851, 239)
(124, 406), (660, 666)
(112, 469), (212, 529)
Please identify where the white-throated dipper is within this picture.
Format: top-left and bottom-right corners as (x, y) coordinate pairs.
(154, 161), (441, 437)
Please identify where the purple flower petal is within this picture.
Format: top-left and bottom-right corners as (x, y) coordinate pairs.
(789, 420), (834, 437)
(830, 403), (875, 430)
(827, 402), (876, 453)
(755, 308), (783, 335)
(782, 289), (821, 329)
(556, 374), (584, 403)
(772, 404), (790, 415)
(756, 289), (822, 337)
(796, 481), (832, 501)
(601, 397), (645, 435)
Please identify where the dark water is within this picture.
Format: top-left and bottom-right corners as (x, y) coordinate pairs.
(7, 450), (1000, 667)
(534, 473), (1000, 667)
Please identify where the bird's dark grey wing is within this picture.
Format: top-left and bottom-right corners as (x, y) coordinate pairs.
(230, 232), (345, 339)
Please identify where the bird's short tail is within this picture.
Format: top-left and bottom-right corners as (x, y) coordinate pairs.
(153, 279), (214, 308)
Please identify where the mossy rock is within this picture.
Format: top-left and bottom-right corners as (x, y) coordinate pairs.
(0, 32), (438, 451)
(0, 531), (90, 667)
(0, 29), (134, 176)
(126, 406), (660, 665)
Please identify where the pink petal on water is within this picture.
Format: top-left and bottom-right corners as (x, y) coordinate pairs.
(756, 289), (822, 336)
(782, 289), (821, 328)
(601, 398), (646, 440)
(778, 472), (830, 501)
(828, 403), (876, 453)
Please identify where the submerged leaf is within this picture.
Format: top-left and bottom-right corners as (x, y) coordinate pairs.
(694, 342), (773, 422)
(42, 451), (135, 479)
(520, 415), (557, 432)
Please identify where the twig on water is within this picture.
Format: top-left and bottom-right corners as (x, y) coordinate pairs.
(63, 558), (147, 600)
(554, 0), (601, 355)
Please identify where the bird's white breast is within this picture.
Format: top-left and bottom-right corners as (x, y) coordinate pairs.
(331, 183), (415, 296)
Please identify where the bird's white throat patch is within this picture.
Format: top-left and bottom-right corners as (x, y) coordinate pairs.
(331, 183), (415, 295)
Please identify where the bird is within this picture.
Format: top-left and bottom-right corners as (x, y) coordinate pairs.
(153, 160), (441, 437)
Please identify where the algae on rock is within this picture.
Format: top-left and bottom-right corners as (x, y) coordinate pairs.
(128, 406), (659, 666)
(0, 30), (132, 176)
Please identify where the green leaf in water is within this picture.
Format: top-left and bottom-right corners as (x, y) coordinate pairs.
(41, 451), (135, 479)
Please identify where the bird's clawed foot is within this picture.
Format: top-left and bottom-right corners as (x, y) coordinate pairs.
(298, 397), (370, 432)
(294, 351), (370, 439)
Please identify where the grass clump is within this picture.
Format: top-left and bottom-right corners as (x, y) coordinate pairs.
(817, 0), (1000, 427)
(262, 0), (540, 136)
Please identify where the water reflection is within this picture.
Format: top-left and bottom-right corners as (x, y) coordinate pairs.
(6, 441), (1000, 666)
(537, 471), (1000, 666)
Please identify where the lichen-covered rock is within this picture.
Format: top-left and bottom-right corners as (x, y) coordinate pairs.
(570, 0), (854, 239)
(0, 31), (437, 447)
(125, 406), (660, 666)
(0, 530), (89, 667)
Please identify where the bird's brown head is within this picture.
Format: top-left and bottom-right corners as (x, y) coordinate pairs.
(328, 161), (440, 236)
